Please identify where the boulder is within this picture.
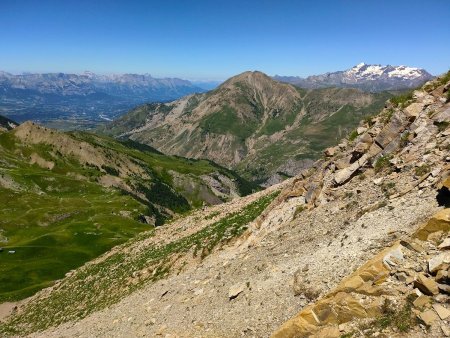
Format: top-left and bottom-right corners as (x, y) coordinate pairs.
(435, 270), (448, 283)
(414, 273), (439, 295)
(438, 283), (450, 294)
(334, 154), (368, 185)
(374, 112), (409, 149)
(404, 102), (425, 119)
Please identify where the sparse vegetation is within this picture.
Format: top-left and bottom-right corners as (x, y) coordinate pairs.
(368, 296), (417, 333)
(390, 91), (413, 108)
(0, 191), (279, 335)
(374, 155), (393, 173)
(400, 131), (410, 147)
(415, 164), (431, 177)
(348, 130), (358, 142)
(293, 205), (306, 218)
(434, 120), (449, 132)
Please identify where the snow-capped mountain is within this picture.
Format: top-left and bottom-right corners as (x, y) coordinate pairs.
(274, 63), (434, 91)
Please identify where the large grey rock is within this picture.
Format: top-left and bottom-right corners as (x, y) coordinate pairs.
(334, 154), (368, 185)
(404, 103), (424, 118)
(374, 112), (409, 149)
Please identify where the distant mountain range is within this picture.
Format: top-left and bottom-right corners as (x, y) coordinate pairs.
(274, 63), (434, 91)
(0, 71), (205, 129)
(103, 71), (392, 184)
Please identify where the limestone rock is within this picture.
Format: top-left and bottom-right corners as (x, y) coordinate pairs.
(413, 295), (430, 309)
(417, 309), (439, 326)
(356, 127), (367, 135)
(404, 102), (425, 119)
(374, 112), (409, 149)
(400, 239), (425, 253)
(432, 304), (450, 320)
(414, 273), (439, 295)
(428, 252), (450, 274)
(438, 283), (450, 294)
(414, 209), (450, 241)
(438, 237), (450, 250)
(435, 270), (448, 283)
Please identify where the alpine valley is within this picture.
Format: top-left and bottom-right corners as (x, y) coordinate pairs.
(0, 71), (205, 130)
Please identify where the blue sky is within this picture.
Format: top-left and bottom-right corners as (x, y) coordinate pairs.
(1, 0), (449, 80)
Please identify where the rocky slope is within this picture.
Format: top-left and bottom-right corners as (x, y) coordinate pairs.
(274, 63), (434, 92)
(1, 72), (448, 337)
(0, 122), (255, 303)
(104, 71), (391, 184)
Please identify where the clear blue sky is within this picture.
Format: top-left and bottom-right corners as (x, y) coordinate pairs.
(1, 0), (449, 80)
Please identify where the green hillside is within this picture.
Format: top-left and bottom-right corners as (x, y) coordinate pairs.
(0, 123), (256, 302)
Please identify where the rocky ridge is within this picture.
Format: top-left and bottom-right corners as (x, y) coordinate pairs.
(0, 72), (449, 338)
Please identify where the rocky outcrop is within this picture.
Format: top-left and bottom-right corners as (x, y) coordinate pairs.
(273, 209), (450, 338)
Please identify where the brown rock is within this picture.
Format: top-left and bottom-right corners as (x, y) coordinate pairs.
(413, 295), (430, 309)
(432, 304), (450, 320)
(436, 270), (448, 283)
(324, 147), (338, 157)
(418, 309), (439, 326)
(414, 209), (450, 241)
(414, 273), (439, 295)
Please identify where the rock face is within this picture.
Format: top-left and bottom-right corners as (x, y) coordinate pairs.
(274, 63), (434, 92)
(105, 71), (391, 183)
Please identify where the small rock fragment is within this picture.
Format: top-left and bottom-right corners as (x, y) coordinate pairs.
(228, 282), (245, 300)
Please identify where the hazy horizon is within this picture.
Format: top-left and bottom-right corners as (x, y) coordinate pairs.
(1, 0), (449, 79)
